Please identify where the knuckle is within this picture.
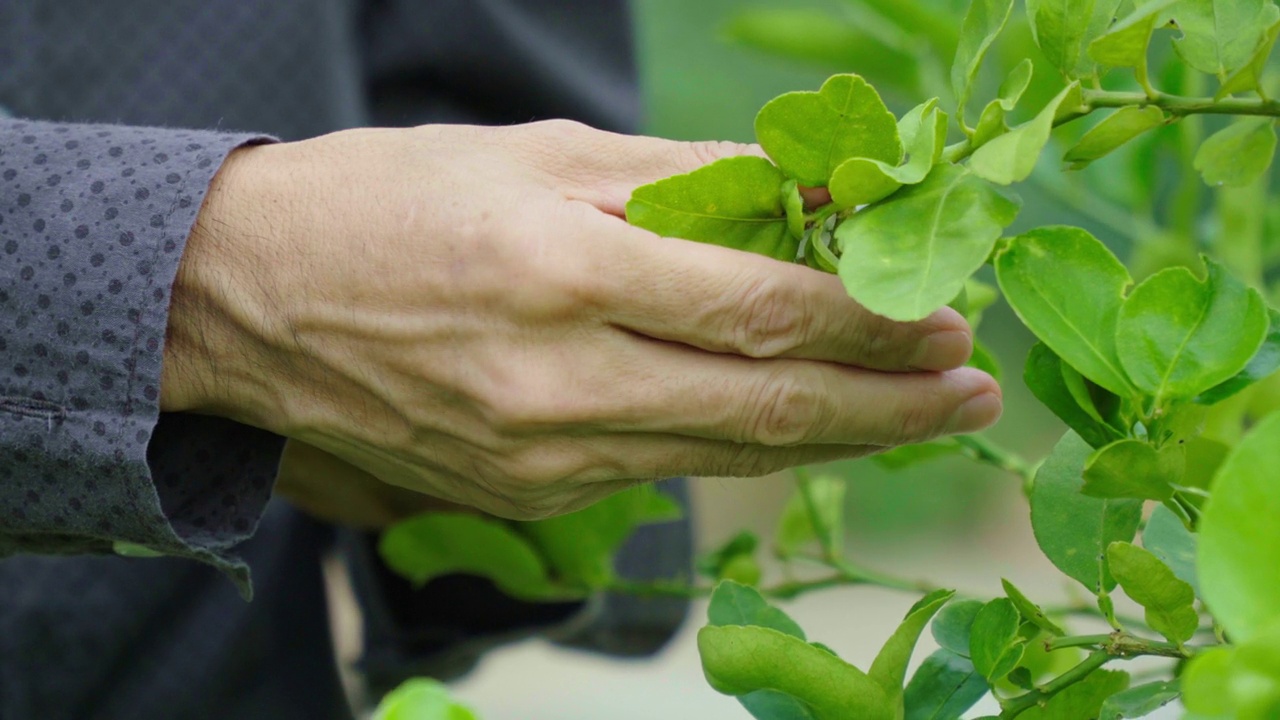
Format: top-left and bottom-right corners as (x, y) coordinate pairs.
(529, 118), (592, 142)
(747, 369), (828, 446)
(729, 276), (807, 357)
(686, 140), (757, 168)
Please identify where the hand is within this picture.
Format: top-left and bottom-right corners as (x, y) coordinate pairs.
(161, 121), (1001, 519)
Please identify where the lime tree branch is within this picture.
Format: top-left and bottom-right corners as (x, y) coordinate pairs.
(955, 435), (1038, 494)
(1044, 631), (1194, 660)
(999, 650), (1112, 719)
(603, 565), (932, 601)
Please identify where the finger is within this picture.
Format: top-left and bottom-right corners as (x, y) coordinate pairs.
(580, 214), (972, 372)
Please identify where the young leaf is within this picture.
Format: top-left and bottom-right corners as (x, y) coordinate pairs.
(828, 101), (948, 207)
(755, 74), (903, 187)
(1142, 503), (1200, 594)
(968, 598), (1025, 682)
(1097, 679), (1180, 719)
(707, 580), (807, 639)
(1082, 439), (1184, 502)
(774, 475), (846, 560)
(1116, 261), (1269, 402)
(1024, 343), (1126, 448)
(1063, 106), (1168, 168)
(626, 156), (796, 261)
(374, 679), (480, 720)
(379, 513), (564, 600)
(1194, 118), (1278, 188)
(783, 179), (805, 240)
(1019, 669), (1130, 719)
(1107, 542), (1199, 644)
(952, 0), (1017, 124)
(698, 531), (762, 585)
(1002, 579), (1067, 636)
(804, 226), (840, 274)
(1089, 0), (1179, 85)
(1031, 432), (1143, 593)
(1197, 307), (1280, 404)
(1026, 0), (1124, 78)
(869, 590), (956, 708)
(836, 164), (1020, 322)
(997, 227), (1137, 397)
(1217, 18), (1280, 99)
(1060, 362), (1114, 428)
(698, 625), (895, 720)
(932, 599), (985, 657)
(1172, 0), (1280, 78)
(903, 649), (990, 720)
(970, 83), (1083, 185)
(973, 59), (1035, 147)
(1199, 412), (1280, 642)
(872, 440), (964, 470)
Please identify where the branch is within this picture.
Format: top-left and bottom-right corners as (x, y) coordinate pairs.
(1044, 631), (1193, 660)
(955, 434), (1038, 494)
(999, 650), (1112, 719)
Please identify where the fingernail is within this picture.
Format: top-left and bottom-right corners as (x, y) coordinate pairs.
(911, 330), (973, 371)
(947, 392), (1003, 434)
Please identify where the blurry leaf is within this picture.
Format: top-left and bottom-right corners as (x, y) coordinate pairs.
(1082, 439), (1184, 502)
(829, 101), (947, 207)
(903, 649), (990, 720)
(872, 440), (964, 469)
(952, 0), (1017, 122)
(1197, 307), (1280, 405)
(970, 83), (1083, 185)
(997, 227), (1137, 397)
(1089, 0), (1179, 83)
(1026, 0), (1124, 77)
(1024, 343), (1126, 448)
(1217, 19), (1280, 99)
(1116, 261), (1269, 402)
(1194, 118), (1278, 188)
(932, 599), (985, 657)
(756, 74), (902, 187)
(973, 59), (1035, 147)
(1020, 670), (1130, 719)
(627, 157), (795, 260)
(1002, 578), (1067, 636)
(373, 679), (480, 720)
(774, 475), (846, 560)
(836, 164), (1020, 321)
(1181, 647), (1236, 716)
(1064, 106), (1168, 168)
(1097, 679), (1180, 718)
(697, 531), (762, 585)
(1143, 503), (1200, 594)
(738, 691), (820, 720)
(698, 625), (894, 720)
(379, 513), (564, 600)
(1107, 542), (1199, 644)
(965, 278), (1001, 325)
(1199, 412), (1280, 642)
(969, 339), (1003, 379)
(707, 580), (806, 639)
(969, 599), (1025, 682)
(783, 179), (805, 241)
(1172, 0), (1280, 78)
(1031, 432), (1143, 593)
(1230, 620), (1280, 719)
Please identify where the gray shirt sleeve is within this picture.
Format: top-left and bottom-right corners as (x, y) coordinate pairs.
(0, 118), (275, 596)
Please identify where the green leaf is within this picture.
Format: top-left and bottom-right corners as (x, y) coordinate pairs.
(969, 339), (1002, 380)
(517, 485), (682, 588)
(1199, 412), (1280, 642)
(739, 691), (820, 720)
(1082, 440), (1184, 502)
(1142, 503), (1200, 595)
(698, 625), (894, 720)
(1026, 0), (1125, 77)
(997, 227), (1137, 397)
(828, 101), (948, 207)
(1020, 669), (1130, 720)
(1182, 647), (1236, 716)
(1217, 18), (1280, 99)
(1107, 542), (1199, 644)
(1002, 578), (1068, 636)
(1097, 679), (1180, 719)
(1172, 0), (1280, 78)
(804, 227), (841, 274)
(1089, 0), (1180, 87)
(903, 649), (990, 720)
(783, 180), (805, 241)
(970, 83), (1083, 185)
(836, 164), (1020, 322)
(379, 513), (565, 600)
(698, 531), (762, 585)
(1060, 362), (1115, 428)
(973, 60), (1035, 148)
(1024, 343), (1126, 448)
(755, 74), (903, 187)
(952, 0), (1017, 123)
(707, 580), (807, 639)
(932, 599), (985, 657)
(969, 599), (1025, 682)
(774, 475), (846, 560)
(869, 589), (956, 706)
(626, 156), (796, 261)
(1197, 307), (1280, 404)
(373, 679), (480, 720)
(1116, 261), (1268, 402)
(873, 440), (964, 470)
(1030, 432), (1144, 593)
(1194, 118), (1278, 188)
(1064, 106), (1167, 168)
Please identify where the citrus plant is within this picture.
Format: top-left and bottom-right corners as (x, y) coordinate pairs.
(377, 1), (1280, 717)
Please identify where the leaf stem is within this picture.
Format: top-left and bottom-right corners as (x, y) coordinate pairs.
(955, 434), (1038, 494)
(999, 650), (1112, 719)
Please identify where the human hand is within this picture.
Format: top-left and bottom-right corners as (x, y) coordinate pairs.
(161, 121), (1000, 519)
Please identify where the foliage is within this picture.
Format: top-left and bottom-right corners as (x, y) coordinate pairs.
(378, 0), (1280, 717)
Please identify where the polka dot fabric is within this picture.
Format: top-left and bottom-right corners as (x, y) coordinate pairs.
(0, 119), (274, 595)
